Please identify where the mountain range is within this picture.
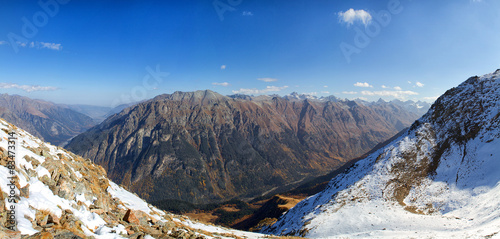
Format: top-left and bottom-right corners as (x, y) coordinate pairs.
(2, 69), (498, 238)
(262, 70), (500, 238)
(66, 90), (428, 204)
(0, 94), (95, 146)
(0, 94), (139, 147)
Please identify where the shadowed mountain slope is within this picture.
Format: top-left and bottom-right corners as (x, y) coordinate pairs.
(66, 90), (424, 204)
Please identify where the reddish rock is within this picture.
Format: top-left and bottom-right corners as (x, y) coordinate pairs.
(47, 213), (59, 225)
(125, 226), (135, 235)
(123, 209), (140, 224)
(0, 229), (21, 239)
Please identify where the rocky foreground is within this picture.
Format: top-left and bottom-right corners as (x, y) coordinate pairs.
(0, 118), (284, 238)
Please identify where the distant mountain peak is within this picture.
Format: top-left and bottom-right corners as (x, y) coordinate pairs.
(154, 89), (228, 104)
(283, 92), (318, 101)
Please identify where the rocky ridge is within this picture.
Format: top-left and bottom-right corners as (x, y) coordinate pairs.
(262, 70), (500, 238)
(0, 118), (273, 238)
(66, 90), (426, 204)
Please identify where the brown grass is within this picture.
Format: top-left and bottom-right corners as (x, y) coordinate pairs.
(184, 211), (218, 224)
(275, 195), (304, 210)
(220, 205), (241, 212)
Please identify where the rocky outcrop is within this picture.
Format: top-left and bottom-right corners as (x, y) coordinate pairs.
(66, 90), (424, 204)
(0, 118), (271, 238)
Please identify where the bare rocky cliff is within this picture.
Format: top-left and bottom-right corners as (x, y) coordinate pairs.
(66, 90), (423, 204)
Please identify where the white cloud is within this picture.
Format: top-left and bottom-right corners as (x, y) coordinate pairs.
(257, 78), (278, 82)
(212, 82), (230, 87)
(220, 65), (226, 70)
(232, 85), (288, 95)
(40, 42), (62, 51)
(422, 96), (439, 102)
(242, 11), (253, 16)
(15, 41), (62, 51)
(381, 85), (389, 89)
(407, 81), (412, 84)
(354, 82), (373, 88)
(342, 91), (358, 95)
(303, 92), (318, 96)
(394, 86), (402, 90)
(0, 83), (58, 92)
(415, 81), (424, 87)
(323, 85), (328, 88)
(361, 90), (418, 100)
(321, 91), (330, 94)
(338, 9), (372, 27)
(0, 41), (8, 45)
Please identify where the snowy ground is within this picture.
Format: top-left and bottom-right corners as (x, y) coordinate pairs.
(0, 118), (269, 238)
(263, 70), (500, 239)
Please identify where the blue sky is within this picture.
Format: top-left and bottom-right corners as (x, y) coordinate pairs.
(1, 0), (499, 106)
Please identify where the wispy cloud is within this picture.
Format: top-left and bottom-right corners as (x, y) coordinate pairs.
(212, 82), (230, 87)
(242, 11), (253, 16)
(381, 85), (389, 89)
(357, 97), (369, 101)
(338, 9), (372, 27)
(0, 83), (58, 92)
(39, 42), (62, 50)
(422, 96), (439, 102)
(354, 82), (373, 88)
(232, 85), (288, 95)
(257, 78), (278, 82)
(0, 41), (8, 45)
(415, 81), (424, 87)
(321, 91), (330, 94)
(14, 41), (62, 51)
(361, 90), (418, 100)
(393, 86), (402, 90)
(342, 91), (358, 95)
(220, 65), (226, 70)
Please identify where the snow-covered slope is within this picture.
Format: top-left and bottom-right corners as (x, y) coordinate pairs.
(0, 118), (268, 238)
(262, 70), (500, 239)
